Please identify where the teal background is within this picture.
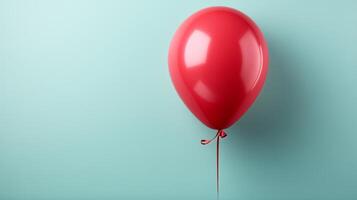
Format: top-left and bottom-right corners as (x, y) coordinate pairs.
(0, 0), (356, 199)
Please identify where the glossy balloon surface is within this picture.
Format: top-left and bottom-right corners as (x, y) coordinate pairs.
(168, 7), (269, 130)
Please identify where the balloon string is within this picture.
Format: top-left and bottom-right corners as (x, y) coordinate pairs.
(217, 132), (220, 198)
(201, 130), (227, 198)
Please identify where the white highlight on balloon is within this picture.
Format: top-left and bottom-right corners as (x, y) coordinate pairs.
(194, 80), (216, 103)
(184, 30), (211, 68)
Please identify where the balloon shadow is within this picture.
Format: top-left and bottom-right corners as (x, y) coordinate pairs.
(226, 31), (307, 163)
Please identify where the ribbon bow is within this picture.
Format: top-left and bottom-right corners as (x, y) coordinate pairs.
(201, 130), (227, 145)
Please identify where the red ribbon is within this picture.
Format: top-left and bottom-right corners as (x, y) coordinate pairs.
(201, 130), (227, 197)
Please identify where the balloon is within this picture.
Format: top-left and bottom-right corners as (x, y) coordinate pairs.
(168, 6), (269, 130)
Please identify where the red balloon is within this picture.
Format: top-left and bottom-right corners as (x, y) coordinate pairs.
(168, 6), (269, 130)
